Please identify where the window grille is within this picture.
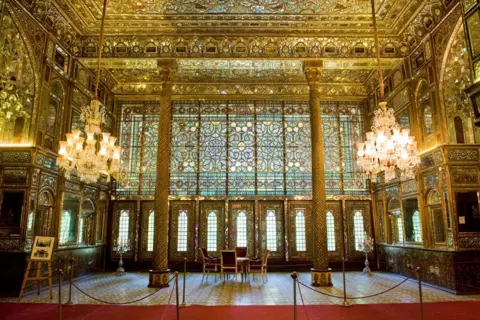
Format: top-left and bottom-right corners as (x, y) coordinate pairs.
(353, 210), (365, 250)
(177, 210), (188, 252)
(207, 210), (217, 252)
(59, 210), (71, 244)
(397, 217), (404, 243)
(147, 210), (154, 252)
(118, 210), (130, 247)
(295, 209), (306, 252)
(412, 210), (422, 242)
(236, 211), (247, 247)
(326, 211), (336, 251)
(266, 210), (277, 251)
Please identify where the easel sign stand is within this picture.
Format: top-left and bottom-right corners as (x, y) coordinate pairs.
(18, 236), (56, 301)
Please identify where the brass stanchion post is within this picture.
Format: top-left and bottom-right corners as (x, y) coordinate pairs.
(416, 267), (424, 320)
(180, 258), (188, 307)
(291, 272), (297, 320)
(65, 259), (74, 305)
(57, 269), (63, 320)
(342, 257), (351, 307)
(175, 271), (180, 320)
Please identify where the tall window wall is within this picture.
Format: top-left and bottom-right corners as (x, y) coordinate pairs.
(321, 101), (367, 195)
(170, 100), (312, 196)
(114, 102), (160, 196)
(114, 100), (367, 197)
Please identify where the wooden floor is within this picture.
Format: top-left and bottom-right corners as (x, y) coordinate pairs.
(5, 271), (480, 306)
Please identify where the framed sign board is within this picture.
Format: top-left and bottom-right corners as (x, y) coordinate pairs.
(30, 236), (55, 261)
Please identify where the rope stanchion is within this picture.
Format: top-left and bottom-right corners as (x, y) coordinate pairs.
(341, 258), (350, 307)
(290, 272), (297, 320)
(296, 274), (412, 300)
(296, 279), (310, 320)
(65, 259), (75, 305)
(416, 267), (424, 320)
(70, 274), (176, 305)
(180, 257), (188, 308)
(175, 271), (180, 320)
(57, 269), (63, 320)
(160, 280), (176, 320)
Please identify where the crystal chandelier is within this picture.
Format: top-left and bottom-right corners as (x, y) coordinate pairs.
(356, 0), (420, 182)
(57, 0), (120, 184)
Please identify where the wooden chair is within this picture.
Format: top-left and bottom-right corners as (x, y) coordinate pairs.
(235, 246), (248, 258)
(220, 250), (243, 283)
(199, 247), (218, 282)
(249, 249), (269, 283)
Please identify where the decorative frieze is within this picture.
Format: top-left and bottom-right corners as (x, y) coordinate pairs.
(447, 148), (479, 162)
(0, 151), (31, 164)
(458, 235), (480, 249)
(2, 169), (28, 185)
(402, 179), (417, 195)
(451, 167), (478, 184)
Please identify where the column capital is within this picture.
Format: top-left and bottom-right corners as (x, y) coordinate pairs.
(303, 60), (323, 86)
(157, 59), (176, 95)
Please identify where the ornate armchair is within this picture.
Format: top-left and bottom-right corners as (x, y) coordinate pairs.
(249, 250), (269, 283)
(235, 246), (248, 258)
(198, 247), (218, 282)
(220, 250), (243, 283)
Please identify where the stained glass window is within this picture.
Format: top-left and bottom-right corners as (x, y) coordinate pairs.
(177, 210), (188, 252)
(326, 211), (336, 251)
(116, 100), (366, 197)
(207, 211), (217, 252)
(60, 210), (71, 244)
(170, 100), (311, 196)
(114, 102), (160, 196)
(118, 210), (130, 247)
(353, 210), (365, 251)
(295, 209), (307, 252)
(322, 102), (368, 195)
(147, 210), (154, 252)
(412, 211), (422, 242)
(237, 211), (247, 247)
(266, 210), (277, 251)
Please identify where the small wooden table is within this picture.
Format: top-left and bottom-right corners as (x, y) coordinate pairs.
(237, 257), (250, 281)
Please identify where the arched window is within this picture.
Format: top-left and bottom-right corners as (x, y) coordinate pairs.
(59, 210), (72, 244)
(207, 210), (217, 252)
(78, 217), (85, 244)
(397, 217), (404, 244)
(266, 210), (277, 251)
(412, 210), (422, 242)
(353, 210), (365, 250)
(118, 210), (130, 248)
(454, 116), (465, 143)
(326, 211), (336, 251)
(147, 210), (154, 252)
(177, 210), (188, 252)
(236, 211), (247, 247)
(418, 81), (435, 136)
(295, 209), (306, 252)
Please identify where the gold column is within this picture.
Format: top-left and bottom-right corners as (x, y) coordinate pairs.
(304, 61), (331, 286)
(149, 60), (175, 288)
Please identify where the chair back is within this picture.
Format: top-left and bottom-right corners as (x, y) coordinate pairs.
(263, 249), (270, 266)
(235, 246), (248, 258)
(199, 247), (207, 263)
(221, 250), (237, 266)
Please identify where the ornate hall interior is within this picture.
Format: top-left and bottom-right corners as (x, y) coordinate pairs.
(1, 0), (480, 319)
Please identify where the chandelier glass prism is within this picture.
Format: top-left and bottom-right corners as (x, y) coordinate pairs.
(356, 0), (420, 182)
(56, 0), (120, 184)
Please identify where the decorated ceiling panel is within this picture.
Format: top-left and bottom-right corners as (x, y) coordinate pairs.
(52, 0), (428, 36)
